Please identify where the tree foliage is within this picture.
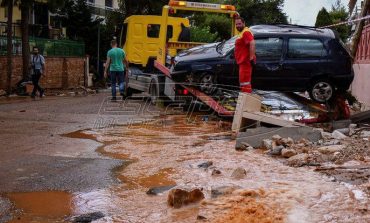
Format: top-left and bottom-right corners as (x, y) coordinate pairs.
(190, 26), (219, 42)
(315, 7), (332, 27)
(315, 1), (350, 41)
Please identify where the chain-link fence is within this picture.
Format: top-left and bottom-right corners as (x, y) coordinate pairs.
(0, 36), (85, 57)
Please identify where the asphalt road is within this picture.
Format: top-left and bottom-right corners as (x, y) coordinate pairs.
(0, 93), (159, 221)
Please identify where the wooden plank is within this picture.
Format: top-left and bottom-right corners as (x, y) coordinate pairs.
(232, 93), (262, 132)
(242, 111), (305, 127)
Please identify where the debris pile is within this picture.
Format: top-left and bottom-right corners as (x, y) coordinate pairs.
(249, 126), (370, 168)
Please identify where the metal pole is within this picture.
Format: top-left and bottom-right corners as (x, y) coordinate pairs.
(97, 25), (100, 78)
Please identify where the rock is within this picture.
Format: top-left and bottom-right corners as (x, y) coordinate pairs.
(261, 139), (274, 150)
(331, 130), (348, 140)
(321, 131), (332, 139)
(286, 153), (309, 167)
(281, 137), (294, 147)
(281, 148), (297, 158)
(197, 161), (213, 169)
(360, 131), (370, 138)
(236, 142), (253, 151)
(231, 167), (247, 179)
(167, 188), (204, 208)
(271, 135), (282, 141)
(211, 169), (221, 176)
(211, 186), (240, 198)
(0, 89), (6, 96)
(267, 145), (284, 156)
(197, 215), (207, 220)
(72, 211), (105, 223)
(322, 140), (341, 146)
(317, 145), (345, 154)
(146, 185), (176, 195)
(296, 138), (312, 146)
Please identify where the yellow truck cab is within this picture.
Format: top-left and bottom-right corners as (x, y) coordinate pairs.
(122, 15), (189, 70)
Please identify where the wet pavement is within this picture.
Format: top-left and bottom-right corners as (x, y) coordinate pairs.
(0, 93), (369, 222)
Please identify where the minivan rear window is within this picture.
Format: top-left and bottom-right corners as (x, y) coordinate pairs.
(288, 38), (326, 58)
(255, 38), (283, 60)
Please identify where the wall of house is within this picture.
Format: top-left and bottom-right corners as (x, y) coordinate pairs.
(0, 6), (22, 23)
(0, 56), (86, 89)
(351, 24), (370, 108)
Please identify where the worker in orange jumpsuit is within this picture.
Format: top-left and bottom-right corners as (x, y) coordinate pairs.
(234, 17), (256, 93)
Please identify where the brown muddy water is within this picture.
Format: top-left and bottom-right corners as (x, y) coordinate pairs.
(5, 115), (370, 222)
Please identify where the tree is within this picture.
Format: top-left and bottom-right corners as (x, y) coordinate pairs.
(0, 0), (14, 94)
(229, 0), (288, 26)
(17, 0), (64, 80)
(329, 0), (350, 41)
(315, 7), (332, 27)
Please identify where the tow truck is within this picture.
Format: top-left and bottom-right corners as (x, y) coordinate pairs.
(120, 0), (351, 123)
(121, 0), (239, 116)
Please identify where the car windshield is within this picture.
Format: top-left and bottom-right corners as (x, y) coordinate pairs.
(219, 36), (237, 55)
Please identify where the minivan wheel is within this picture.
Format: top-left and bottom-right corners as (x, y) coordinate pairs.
(199, 73), (216, 94)
(309, 80), (334, 103)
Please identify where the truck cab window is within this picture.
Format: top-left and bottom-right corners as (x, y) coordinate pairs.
(147, 24), (160, 38)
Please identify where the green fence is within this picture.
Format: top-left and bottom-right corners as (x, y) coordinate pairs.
(0, 37), (85, 57)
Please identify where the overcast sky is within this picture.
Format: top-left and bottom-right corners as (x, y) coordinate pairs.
(283, 0), (349, 26)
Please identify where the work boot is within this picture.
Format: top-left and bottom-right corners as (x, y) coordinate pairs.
(111, 97), (117, 102)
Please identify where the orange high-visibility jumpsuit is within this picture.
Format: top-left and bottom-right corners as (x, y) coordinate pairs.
(235, 27), (255, 93)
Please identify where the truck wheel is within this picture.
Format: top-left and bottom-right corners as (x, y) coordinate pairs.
(309, 79), (334, 103)
(199, 73), (217, 94)
(149, 80), (159, 105)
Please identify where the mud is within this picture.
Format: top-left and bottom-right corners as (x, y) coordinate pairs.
(66, 115), (369, 222)
(6, 191), (72, 223)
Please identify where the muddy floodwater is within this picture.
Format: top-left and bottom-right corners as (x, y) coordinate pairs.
(6, 115), (370, 222)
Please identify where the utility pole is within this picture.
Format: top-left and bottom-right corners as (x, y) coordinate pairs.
(6, 0), (14, 95)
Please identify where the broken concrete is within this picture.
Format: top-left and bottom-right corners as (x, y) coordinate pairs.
(235, 126), (322, 149)
(281, 148), (297, 158)
(167, 188), (205, 208)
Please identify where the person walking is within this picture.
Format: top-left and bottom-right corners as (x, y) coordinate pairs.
(30, 46), (45, 98)
(234, 17), (256, 93)
(104, 39), (128, 101)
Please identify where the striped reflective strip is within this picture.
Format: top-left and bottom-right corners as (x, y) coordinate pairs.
(240, 82), (251, 86)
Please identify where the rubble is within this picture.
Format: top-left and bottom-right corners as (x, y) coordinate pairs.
(281, 148), (297, 158)
(286, 153), (309, 167)
(167, 188), (204, 208)
(231, 167), (247, 179)
(331, 130), (348, 140)
(211, 186), (240, 198)
(71, 211), (105, 223)
(197, 161), (213, 169)
(318, 145), (345, 154)
(211, 169), (222, 176)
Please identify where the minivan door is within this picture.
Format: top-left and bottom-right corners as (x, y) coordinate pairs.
(252, 37), (285, 90)
(279, 38), (327, 91)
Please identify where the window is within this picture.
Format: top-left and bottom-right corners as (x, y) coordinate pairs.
(255, 38), (283, 60)
(167, 25), (173, 39)
(105, 0), (113, 8)
(288, 38), (326, 58)
(147, 24), (160, 38)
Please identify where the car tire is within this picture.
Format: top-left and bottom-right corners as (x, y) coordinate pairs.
(199, 73), (217, 94)
(308, 79), (334, 103)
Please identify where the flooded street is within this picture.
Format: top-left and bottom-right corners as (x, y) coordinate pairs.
(1, 95), (369, 222)
(16, 114), (366, 223)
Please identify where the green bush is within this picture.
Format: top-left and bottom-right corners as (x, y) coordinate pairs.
(190, 26), (219, 43)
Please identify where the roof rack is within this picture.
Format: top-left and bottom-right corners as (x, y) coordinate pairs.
(272, 24), (324, 32)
